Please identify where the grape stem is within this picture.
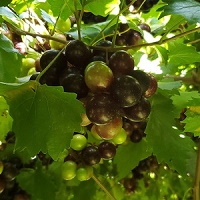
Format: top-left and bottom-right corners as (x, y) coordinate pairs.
(91, 174), (116, 200)
(193, 139), (200, 200)
(6, 22), (200, 51)
(35, 46), (66, 83)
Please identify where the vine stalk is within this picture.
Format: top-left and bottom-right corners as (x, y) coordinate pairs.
(91, 174), (116, 200)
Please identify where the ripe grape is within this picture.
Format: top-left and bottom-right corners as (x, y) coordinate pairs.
(59, 73), (89, 98)
(86, 93), (119, 125)
(65, 40), (92, 69)
(130, 70), (150, 94)
(108, 50), (134, 76)
(144, 74), (158, 98)
(82, 146), (101, 165)
(98, 141), (116, 160)
(123, 97), (151, 122)
(84, 61), (114, 92)
(130, 129), (144, 143)
(110, 75), (142, 107)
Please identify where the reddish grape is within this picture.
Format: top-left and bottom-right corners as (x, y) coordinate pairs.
(144, 74), (158, 98)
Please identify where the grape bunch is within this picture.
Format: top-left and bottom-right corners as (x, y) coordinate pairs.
(29, 39), (157, 183)
(0, 134), (31, 200)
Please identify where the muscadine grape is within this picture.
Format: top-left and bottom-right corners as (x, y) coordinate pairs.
(130, 129), (144, 143)
(76, 166), (93, 181)
(110, 75), (142, 107)
(82, 146), (101, 165)
(108, 50), (134, 76)
(144, 74), (157, 98)
(123, 97), (151, 122)
(60, 73), (89, 98)
(111, 128), (127, 144)
(62, 160), (77, 180)
(84, 61), (114, 92)
(56, 18), (71, 33)
(98, 141), (116, 160)
(130, 70), (150, 94)
(65, 40), (92, 69)
(49, 33), (66, 50)
(93, 117), (123, 140)
(81, 113), (91, 126)
(86, 93), (119, 125)
(70, 134), (87, 151)
(90, 125), (103, 140)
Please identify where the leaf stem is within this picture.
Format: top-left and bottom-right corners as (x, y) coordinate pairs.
(91, 174), (116, 200)
(193, 139), (200, 200)
(35, 46), (66, 83)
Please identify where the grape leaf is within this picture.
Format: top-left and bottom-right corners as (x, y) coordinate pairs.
(85, 0), (119, 16)
(160, 0), (200, 24)
(183, 113), (200, 137)
(0, 0), (12, 6)
(0, 34), (22, 82)
(17, 167), (56, 200)
(4, 81), (84, 160)
(168, 41), (200, 66)
(0, 96), (12, 142)
(171, 91), (200, 111)
(158, 79), (181, 90)
(113, 139), (152, 180)
(146, 93), (196, 177)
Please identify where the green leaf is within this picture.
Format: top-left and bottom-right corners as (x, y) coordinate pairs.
(0, 35), (22, 82)
(160, 0), (200, 24)
(0, 96), (12, 142)
(171, 91), (200, 110)
(17, 167), (56, 200)
(146, 93), (196, 177)
(85, 0), (120, 16)
(0, 6), (20, 25)
(158, 79), (182, 90)
(5, 82), (84, 160)
(168, 41), (200, 66)
(113, 140), (152, 180)
(0, 0), (12, 6)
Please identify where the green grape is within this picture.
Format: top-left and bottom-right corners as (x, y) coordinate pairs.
(62, 161), (77, 180)
(70, 134), (88, 151)
(76, 166), (93, 181)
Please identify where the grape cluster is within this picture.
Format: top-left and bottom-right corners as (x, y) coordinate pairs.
(29, 39), (157, 182)
(0, 136), (30, 200)
(121, 155), (159, 194)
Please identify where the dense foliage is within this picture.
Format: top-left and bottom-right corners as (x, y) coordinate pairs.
(0, 0), (200, 199)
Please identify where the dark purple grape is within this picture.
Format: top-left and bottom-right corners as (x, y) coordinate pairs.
(123, 97), (151, 122)
(139, 23), (151, 32)
(130, 70), (150, 94)
(98, 142), (116, 159)
(59, 73), (89, 98)
(108, 50), (134, 76)
(93, 40), (113, 59)
(82, 146), (101, 165)
(65, 40), (92, 69)
(130, 129), (144, 143)
(110, 75), (142, 108)
(127, 30), (143, 46)
(2, 162), (18, 181)
(40, 49), (67, 71)
(86, 93), (119, 125)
